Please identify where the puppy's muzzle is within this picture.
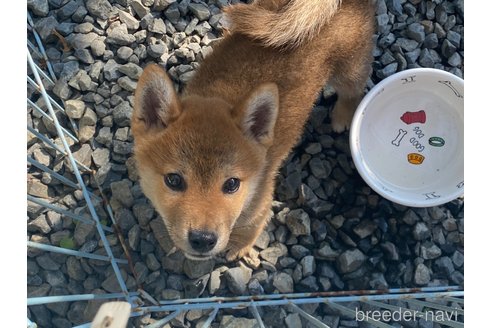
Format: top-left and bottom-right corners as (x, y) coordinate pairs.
(188, 230), (218, 253)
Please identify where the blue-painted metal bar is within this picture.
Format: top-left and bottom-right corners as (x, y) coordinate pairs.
(249, 302), (265, 328)
(27, 126), (91, 172)
(443, 297), (465, 304)
(27, 241), (127, 264)
(139, 291), (464, 314)
(289, 303), (330, 328)
(27, 156), (79, 190)
(197, 307), (219, 328)
(405, 298), (464, 315)
(27, 195), (112, 232)
(27, 292), (139, 306)
(158, 286), (462, 306)
(27, 11), (57, 81)
(27, 98), (78, 142)
(28, 49), (131, 303)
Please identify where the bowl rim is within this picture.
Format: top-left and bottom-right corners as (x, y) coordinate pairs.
(349, 68), (464, 207)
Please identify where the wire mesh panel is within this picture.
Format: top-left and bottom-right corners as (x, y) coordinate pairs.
(27, 1), (464, 327)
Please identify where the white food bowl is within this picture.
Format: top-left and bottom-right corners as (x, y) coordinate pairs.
(350, 68), (464, 207)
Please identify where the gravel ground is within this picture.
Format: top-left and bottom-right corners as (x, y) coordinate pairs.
(27, 0), (464, 327)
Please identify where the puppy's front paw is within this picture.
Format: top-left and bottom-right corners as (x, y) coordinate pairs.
(225, 245), (253, 262)
(331, 103), (353, 133)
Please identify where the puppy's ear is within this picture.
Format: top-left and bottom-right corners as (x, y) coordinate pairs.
(132, 64), (181, 133)
(235, 83), (279, 146)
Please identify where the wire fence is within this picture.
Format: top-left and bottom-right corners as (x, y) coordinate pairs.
(26, 11), (463, 328)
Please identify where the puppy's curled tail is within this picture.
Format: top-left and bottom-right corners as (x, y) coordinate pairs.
(224, 0), (342, 49)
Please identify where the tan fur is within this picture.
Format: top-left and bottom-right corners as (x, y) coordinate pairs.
(132, 0), (374, 261)
(224, 0), (342, 49)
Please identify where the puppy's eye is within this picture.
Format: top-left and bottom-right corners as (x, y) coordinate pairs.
(164, 173), (186, 192)
(222, 178), (240, 194)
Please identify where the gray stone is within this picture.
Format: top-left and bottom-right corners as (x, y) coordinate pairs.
(67, 32), (98, 50)
(413, 222), (431, 241)
(118, 62), (143, 79)
(44, 270), (67, 287)
(65, 99), (86, 119)
(115, 208), (137, 232)
(272, 272), (293, 293)
(286, 209), (311, 236)
(34, 16), (59, 42)
(66, 257), (87, 281)
(189, 3), (210, 21)
(146, 253), (161, 271)
(95, 126), (112, 146)
(103, 59), (122, 81)
(434, 256), (455, 277)
(113, 140), (133, 155)
(452, 250), (464, 268)
(224, 264), (252, 294)
(128, 224), (141, 251)
(337, 249), (366, 274)
(28, 0), (49, 16)
(407, 23), (425, 42)
(148, 42), (167, 58)
(285, 313), (302, 328)
(119, 10), (140, 31)
(183, 258), (215, 279)
(116, 46), (133, 61)
(130, 0), (150, 18)
(118, 76), (138, 91)
(154, 0), (175, 10)
(79, 107), (97, 127)
(380, 241), (399, 261)
(36, 254), (61, 271)
(421, 243), (442, 260)
(28, 215), (52, 234)
(73, 220), (96, 246)
(315, 243), (340, 260)
(107, 23), (136, 45)
(254, 230), (270, 249)
(90, 38), (106, 57)
(353, 220), (378, 239)
(259, 242), (288, 265)
(300, 255), (316, 277)
(92, 148), (110, 168)
(113, 101), (133, 127)
(219, 315), (258, 328)
(86, 0), (112, 19)
(149, 18), (167, 34)
(414, 263), (431, 285)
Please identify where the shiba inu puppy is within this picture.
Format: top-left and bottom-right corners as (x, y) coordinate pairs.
(131, 0), (374, 261)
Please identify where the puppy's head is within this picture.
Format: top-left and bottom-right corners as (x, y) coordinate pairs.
(131, 64), (278, 260)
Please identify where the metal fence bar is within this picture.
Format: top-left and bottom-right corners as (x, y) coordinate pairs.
(27, 241), (127, 264)
(157, 286), (462, 306)
(138, 291), (464, 314)
(289, 303), (330, 328)
(27, 11), (57, 81)
(27, 156), (80, 190)
(249, 301), (266, 328)
(28, 292), (139, 306)
(27, 126), (91, 172)
(326, 301), (394, 328)
(27, 195), (112, 233)
(28, 49), (131, 301)
(197, 307), (219, 328)
(27, 98), (79, 143)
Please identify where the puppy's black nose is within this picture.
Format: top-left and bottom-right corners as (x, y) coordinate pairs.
(188, 230), (218, 253)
